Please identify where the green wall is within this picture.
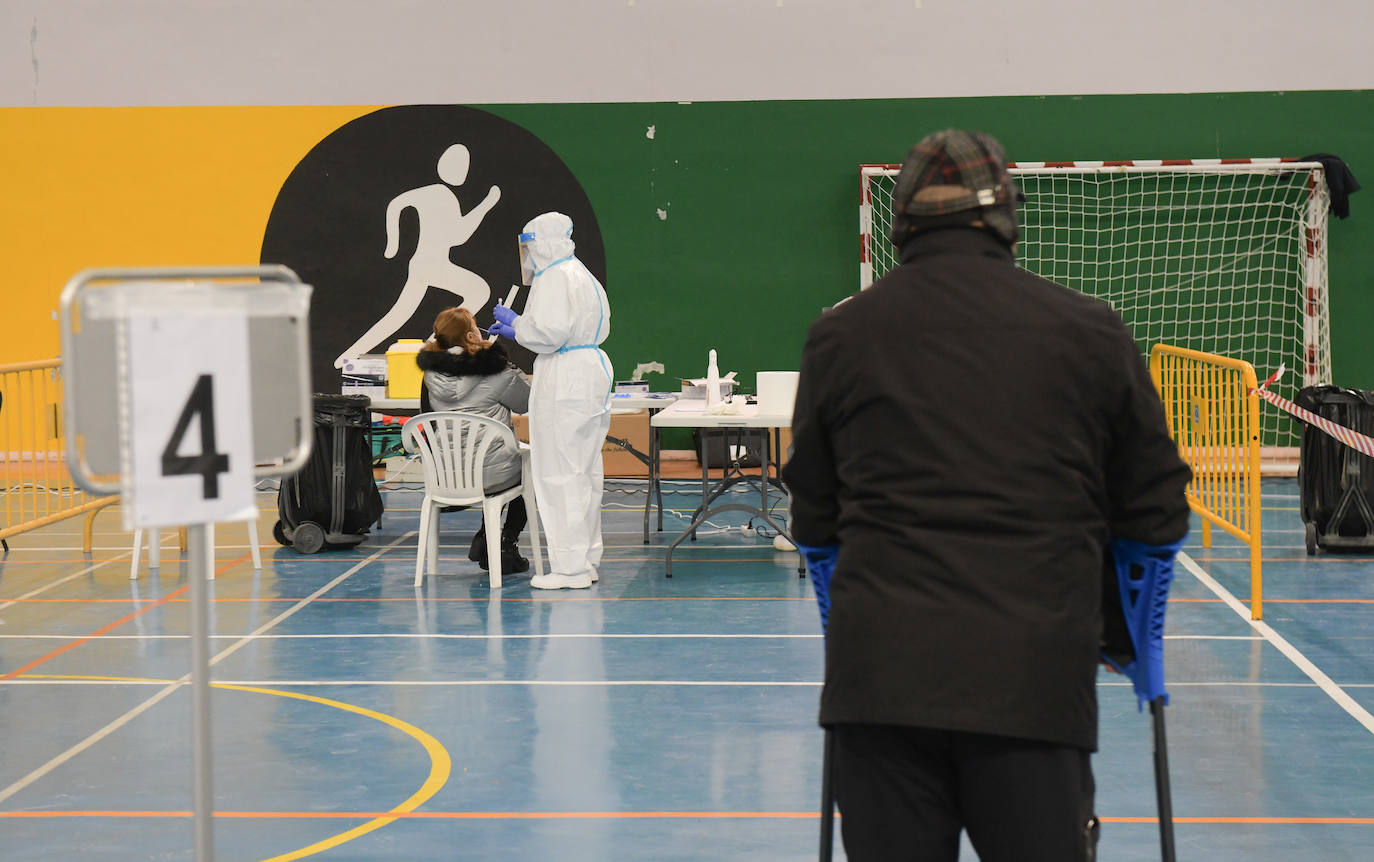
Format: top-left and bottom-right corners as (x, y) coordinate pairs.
(485, 91), (1372, 408)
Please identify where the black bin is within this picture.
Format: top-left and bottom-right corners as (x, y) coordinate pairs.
(275, 394), (385, 553)
(1295, 385), (1374, 554)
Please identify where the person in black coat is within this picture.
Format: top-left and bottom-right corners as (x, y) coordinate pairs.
(782, 129), (1192, 862)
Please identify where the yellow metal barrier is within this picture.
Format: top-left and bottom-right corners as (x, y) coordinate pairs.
(0, 359), (117, 552)
(1150, 345), (1264, 619)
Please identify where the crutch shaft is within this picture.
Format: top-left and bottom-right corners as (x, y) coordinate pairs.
(1151, 697), (1177, 862)
(820, 727), (835, 862)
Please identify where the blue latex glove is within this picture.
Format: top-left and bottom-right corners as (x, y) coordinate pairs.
(492, 303), (519, 326)
(1101, 535), (1186, 710)
(488, 320), (517, 339)
(797, 543), (838, 634)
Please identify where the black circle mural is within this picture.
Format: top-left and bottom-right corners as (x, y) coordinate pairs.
(261, 105), (605, 390)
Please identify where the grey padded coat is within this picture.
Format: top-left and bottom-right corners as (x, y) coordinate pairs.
(417, 343), (532, 493)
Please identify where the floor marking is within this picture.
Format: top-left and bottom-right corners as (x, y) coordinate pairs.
(4, 678), (825, 687)
(12, 674), (451, 862)
(0, 555), (129, 613)
(10, 678), (1350, 689)
(0, 632), (1259, 642)
(0, 552), (252, 680)
(0, 535), (420, 857)
(0, 584), (190, 681)
(0, 632), (823, 641)
(1, 809), (1371, 825)
(213, 681), (449, 862)
(0, 679), (182, 805)
(1179, 551), (1374, 736)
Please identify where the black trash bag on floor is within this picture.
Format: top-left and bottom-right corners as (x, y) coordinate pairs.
(278, 394), (384, 549)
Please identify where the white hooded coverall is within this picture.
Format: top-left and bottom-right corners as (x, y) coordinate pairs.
(511, 212), (613, 583)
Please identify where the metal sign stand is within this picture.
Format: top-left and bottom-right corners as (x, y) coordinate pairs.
(61, 266), (313, 862)
(187, 524), (213, 860)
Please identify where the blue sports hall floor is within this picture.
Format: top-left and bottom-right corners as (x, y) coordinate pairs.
(1, 476), (1372, 861)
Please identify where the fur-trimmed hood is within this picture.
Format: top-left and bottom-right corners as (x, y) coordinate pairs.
(415, 342), (513, 377)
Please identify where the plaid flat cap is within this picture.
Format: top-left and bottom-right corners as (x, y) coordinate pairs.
(890, 129), (1019, 245)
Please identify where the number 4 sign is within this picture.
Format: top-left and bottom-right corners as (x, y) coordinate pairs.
(124, 311), (257, 530)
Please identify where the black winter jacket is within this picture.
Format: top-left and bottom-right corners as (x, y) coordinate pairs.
(782, 227), (1191, 750)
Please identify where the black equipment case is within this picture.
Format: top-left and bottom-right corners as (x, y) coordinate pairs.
(275, 394), (384, 553)
(1294, 385), (1374, 555)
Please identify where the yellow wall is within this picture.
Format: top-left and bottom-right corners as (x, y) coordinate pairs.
(0, 106), (375, 364)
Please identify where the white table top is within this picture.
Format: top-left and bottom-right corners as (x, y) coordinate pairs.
(368, 397), (420, 410)
(610, 392), (680, 410)
(651, 399), (793, 428)
(370, 392), (679, 413)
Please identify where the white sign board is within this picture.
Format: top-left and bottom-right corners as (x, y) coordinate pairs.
(123, 310), (257, 530)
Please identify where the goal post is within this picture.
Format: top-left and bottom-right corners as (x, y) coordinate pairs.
(859, 159), (1332, 450)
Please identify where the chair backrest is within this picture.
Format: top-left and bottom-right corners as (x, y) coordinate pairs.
(400, 411), (519, 503)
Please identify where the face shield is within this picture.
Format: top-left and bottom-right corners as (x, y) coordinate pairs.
(518, 231), (537, 286)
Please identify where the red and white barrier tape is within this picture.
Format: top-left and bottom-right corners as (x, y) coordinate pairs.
(1252, 365), (1374, 458)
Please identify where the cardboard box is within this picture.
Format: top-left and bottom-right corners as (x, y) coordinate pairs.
(603, 409), (651, 477)
(512, 409), (651, 477)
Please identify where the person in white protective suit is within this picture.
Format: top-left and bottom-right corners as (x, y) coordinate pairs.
(489, 212), (612, 590)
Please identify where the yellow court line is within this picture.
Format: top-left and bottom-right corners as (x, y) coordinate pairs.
(21, 674), (451, 862)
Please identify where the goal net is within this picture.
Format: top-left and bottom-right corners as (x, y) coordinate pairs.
(859, 160), (1331, 450)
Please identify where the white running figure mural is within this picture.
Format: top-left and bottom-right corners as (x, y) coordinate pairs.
(334, 143), (501, 368)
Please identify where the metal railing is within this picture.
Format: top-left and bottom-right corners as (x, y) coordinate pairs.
(0, 359), (116, 551)
(1150, 345), (1264, 619)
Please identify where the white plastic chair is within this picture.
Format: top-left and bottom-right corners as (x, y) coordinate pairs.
(401, 411), (542, 589)
(131, 518), (262, 580)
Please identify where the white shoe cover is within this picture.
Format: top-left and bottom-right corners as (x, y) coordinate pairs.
(531, 572), (593, 590)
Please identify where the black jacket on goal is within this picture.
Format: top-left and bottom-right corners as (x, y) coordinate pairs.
(782, 227), (1191, 751)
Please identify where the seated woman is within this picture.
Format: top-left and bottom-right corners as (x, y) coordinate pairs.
(417, 306), (533, 574)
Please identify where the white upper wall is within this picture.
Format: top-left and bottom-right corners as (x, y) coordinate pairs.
(4, 0), (1371, 107)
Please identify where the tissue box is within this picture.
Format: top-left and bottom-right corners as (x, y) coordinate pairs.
(681, 380), (737, 400)
(615, 380), (650, 394)
(341, 354), (388, 399)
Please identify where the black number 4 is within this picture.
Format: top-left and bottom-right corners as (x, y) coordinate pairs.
(162, 374), (231, 500)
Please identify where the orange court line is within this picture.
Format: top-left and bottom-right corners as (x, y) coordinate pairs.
(0, 810), (1371, 825)
(0, 553), (251, 681)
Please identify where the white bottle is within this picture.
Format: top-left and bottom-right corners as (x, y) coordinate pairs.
(706, 348), (723, 409)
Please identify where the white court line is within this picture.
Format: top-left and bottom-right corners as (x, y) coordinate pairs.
(1178, 551), (1374, 735)
(0, 532), (415, 806)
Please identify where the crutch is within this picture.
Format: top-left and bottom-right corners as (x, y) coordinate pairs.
(798, 543), (839, 862)
(1102, 536), (1186, 862)
(820, 726), (836, 861)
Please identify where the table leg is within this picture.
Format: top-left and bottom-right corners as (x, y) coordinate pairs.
(759, 428), (769, 516)
(693, 431), (710, 541)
